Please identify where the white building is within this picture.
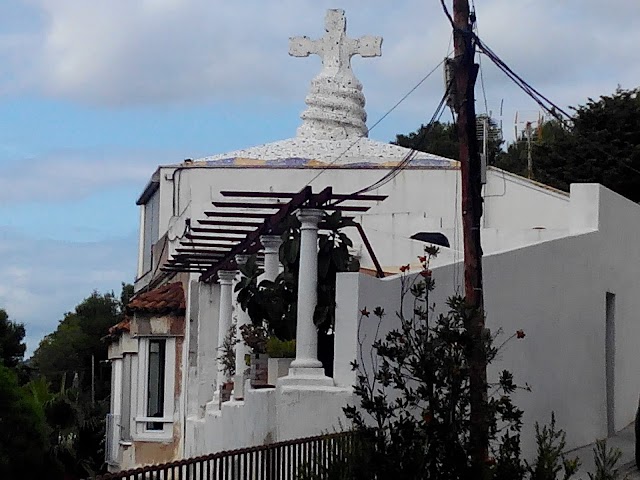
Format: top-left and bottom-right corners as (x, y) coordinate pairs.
(106, 9), (640, 472)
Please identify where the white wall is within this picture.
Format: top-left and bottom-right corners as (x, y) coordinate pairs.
(159, 165), (570, 275)
(340, 184), (640, 456)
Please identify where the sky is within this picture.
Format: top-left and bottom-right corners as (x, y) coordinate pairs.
(0, 0), (638, 355)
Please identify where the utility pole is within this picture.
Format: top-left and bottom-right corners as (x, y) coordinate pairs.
(452, 0), (488, 476)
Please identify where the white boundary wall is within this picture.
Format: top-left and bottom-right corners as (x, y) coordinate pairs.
(336, 184), (640, 455)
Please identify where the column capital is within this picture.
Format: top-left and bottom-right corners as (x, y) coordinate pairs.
(260, 235), (282, 253)
(296, 208), (325, 229)
(217, 270), (237, 285)
(235, 254), (251, 267)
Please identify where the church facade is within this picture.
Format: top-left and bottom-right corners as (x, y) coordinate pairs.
(106, 9), (640, 471)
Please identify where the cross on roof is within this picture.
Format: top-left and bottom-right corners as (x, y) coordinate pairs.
(289, 9), (382, 74)
(289, 9), (383, 140)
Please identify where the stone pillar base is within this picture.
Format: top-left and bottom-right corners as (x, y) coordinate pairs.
(233, 373), (245, 400)
(277, 367), (334, 387)
(211, 389), (220, 409)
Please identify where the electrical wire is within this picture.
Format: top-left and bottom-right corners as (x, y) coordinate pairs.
(303, 58), (448, 187)
(474, 36), (572, 122)
(440, 0), (454, 28)
(473, 34), (640, 179)
(470, 0), (489, 115)
(332, 80), (452, 203)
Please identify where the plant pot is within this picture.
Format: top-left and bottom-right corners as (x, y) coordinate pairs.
(219, 381), (233, 407)
(268, 357), (294, 385)
(250, 353), (269, 386)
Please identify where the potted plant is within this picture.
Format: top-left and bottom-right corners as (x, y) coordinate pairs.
(217, 323), (236, 404)
(240, 323), (270, 387)
(266, 337), (296, 385)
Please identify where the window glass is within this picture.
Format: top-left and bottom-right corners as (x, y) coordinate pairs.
(142, 191), (160, 273)
(146, 339), (166, 430)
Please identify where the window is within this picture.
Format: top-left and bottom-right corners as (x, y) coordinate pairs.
(134, 337), (175, 441)
(146, 340), (166, 430)
(141, 191), (160, 274)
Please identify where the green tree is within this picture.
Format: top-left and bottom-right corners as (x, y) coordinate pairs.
(393, 121), (460, 159)
(392, 116), (503, 164)
(32, 286), (131, 400)
(0, 309), (26, 368)
(494, 87), (640, 202)
(29, 284), (133, 478)
(0, 364), (53, 480)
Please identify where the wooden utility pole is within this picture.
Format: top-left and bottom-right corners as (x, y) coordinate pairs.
(452, 0), (488, 476)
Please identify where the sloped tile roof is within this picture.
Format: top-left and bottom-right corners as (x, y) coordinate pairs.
(108, 317), (131, 335)
(127, 282), (186, 315)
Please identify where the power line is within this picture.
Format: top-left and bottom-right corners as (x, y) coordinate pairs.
(470, 0), (489, 115)
(303, 58), (447, 187)
(473, 36), (572, 122)
(473, 33), (640, 179)
(339, 84), (452, 200)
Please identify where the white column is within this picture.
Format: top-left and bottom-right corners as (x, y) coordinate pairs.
(112, 358), (123, 417)
(215, 270), (236, 392)
(233, 255), (252, 400)
(260, 235), (282, 282)
(279, 209), (333, 387)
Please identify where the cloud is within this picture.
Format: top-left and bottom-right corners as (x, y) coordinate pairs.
(0, 148), (172, 203)
(0, 0), (635, 114)
(0, 227), (137, 355)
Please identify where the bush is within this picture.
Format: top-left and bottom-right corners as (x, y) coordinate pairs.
(0, 364), (52, 480)
(344, 249), (529, 478)
(266, 337), (296, 358)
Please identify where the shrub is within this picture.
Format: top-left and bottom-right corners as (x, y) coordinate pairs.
(217, 324), (237, 379)
(344, 248), (528, 479)
(240, 323), (268, 355)
(266, 337), (296, 358)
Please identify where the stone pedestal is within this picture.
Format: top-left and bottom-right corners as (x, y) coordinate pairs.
(268, 358), (294, 385)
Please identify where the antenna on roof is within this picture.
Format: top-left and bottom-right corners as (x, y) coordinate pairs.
(514, 110), (545, 179)
(475, 114), (501, 184)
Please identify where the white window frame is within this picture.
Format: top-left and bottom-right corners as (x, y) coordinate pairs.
(133, 337), (176, 442)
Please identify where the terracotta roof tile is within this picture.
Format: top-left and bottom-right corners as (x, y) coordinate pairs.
(127, 282), (186, 315)
(108, 317), (131, 335)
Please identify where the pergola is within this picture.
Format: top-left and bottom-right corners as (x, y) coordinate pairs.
(161, 186), (387, 280)
(162, 185), (387, 395)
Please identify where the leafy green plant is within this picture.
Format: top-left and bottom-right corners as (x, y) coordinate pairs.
(344, 247), (532, 479)
(588, 439), (626, 480)
(526, 413), (580, 480)
(236, 211), (358, 340)
(265, 337), (296, 358)
(239, 323), (268, 354)
(217, 324), (237, 379)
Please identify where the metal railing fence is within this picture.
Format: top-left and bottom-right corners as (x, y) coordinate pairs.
(96, 431), (355, 480)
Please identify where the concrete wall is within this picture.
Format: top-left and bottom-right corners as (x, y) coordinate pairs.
(161, 165), (570, 273)
(184, 381), (353, 458)
(339, 184), (640, 456)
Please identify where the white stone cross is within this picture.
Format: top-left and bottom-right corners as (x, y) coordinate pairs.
(289, 9), (382, 74)
(289, 9), (383, 140)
